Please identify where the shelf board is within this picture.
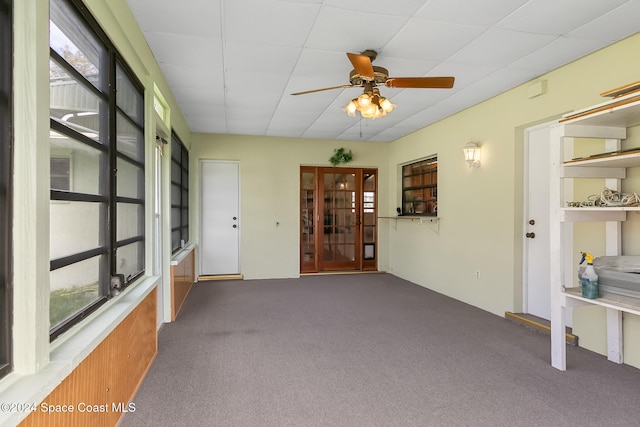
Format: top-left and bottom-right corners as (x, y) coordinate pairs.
(378, 216), (438, 221)
(561, 207), (638, 222)
(562, 206), (640, 212)
(563, 287), (640, 316)
(564, 150), (640, 168)
(560, 94), (640, 127)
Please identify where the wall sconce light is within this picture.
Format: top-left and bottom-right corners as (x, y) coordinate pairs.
(463, 142), (481, 168)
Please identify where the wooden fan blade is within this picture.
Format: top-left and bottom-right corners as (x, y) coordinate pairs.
(385, 76), (455, 89)
(291, 84), (354, 96)
(347, 52), (375, 79)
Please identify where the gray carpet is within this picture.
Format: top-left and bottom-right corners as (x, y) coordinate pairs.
(120, 274), (640, 427)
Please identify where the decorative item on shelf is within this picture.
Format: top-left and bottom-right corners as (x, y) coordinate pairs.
(462, 141), (481, 168)
(567, 187), (640, 208)
(329, 147), (354, 166)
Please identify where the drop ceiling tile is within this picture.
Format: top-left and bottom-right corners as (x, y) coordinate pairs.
(127, 0), (640, 142)
(127, 0), (221, 37)
(265, 129), (305, 138)
(336, 123), (384, 141)
(290, 50), (350, 79)
(385, 89), (452, 116)
(305, 7), (408, 52)
(383, 19), (487, 61)
(226, 114), (270, 134)
(416, 0), (528, 26)
(427, 62), (499, 89)
(368, 128), (410, 142)
(224, 41), (300, 79)
(509, 36), (607, 73)
(304, 112), (360, 135)
(323, 0), (427, 17)
(173, 86), (225, 107)
(144, 33), (222, 68)
(280, 92), (342, 117)
(179, 103), (225, 118)
(398, 105), (458, 128)
(160, 63), (224, 90)
(349, 109), (409, 130)
(224, 71), (290, 107)
(569, 2), (640, 42)
(496, 0), (630, 36)
(373, 56), (440, 78)
(447, 28), (556, 67)
(224, 0), (320, 46)
(187, 113), (227, 133)
(267, 112), (320, 134)
(438, 67), (539, 109)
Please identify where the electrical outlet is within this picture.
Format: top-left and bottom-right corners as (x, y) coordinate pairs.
(476, 270), (481, 279)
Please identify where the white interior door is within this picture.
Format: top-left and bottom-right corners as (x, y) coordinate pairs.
(200, 161), (240, 275)
(524, 123), (571, 326)
(524, 124), (552, 321)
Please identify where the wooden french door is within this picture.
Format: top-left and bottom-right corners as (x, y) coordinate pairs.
(300, 166), (377, 273)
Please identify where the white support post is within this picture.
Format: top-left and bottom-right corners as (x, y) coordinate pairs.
(549, 124), (567, 370)
(604, 138), (623, 364)
(607, 308), (624, 363)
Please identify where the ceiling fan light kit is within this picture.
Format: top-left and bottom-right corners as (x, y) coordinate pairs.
(292, 50), (454, 120)
(344, 83), (395, 119)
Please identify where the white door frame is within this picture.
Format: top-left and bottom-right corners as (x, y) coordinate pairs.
(199, 160), (241, 276)
(154, 141), (165, 328)
(523, 121), (572, 325)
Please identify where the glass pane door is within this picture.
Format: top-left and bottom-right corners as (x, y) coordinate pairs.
(362, 169), (377, 270)
(320, 170), (359, 270)
(300, 167), (377, 273)
(300, 168), (316, 272)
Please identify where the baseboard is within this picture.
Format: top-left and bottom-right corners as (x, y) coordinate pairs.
(198, 274), (243, 281)
(505, 311), (578, 346)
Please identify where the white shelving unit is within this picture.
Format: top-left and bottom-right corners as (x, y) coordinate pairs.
(549, 96), (640, 371)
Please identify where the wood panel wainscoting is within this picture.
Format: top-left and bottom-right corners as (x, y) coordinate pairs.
(171, 247), (195, 321)
(18, 288), (157, 427)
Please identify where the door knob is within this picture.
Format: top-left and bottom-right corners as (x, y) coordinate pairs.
(233, 224), (237, 228)
(526, 232), (535, 238)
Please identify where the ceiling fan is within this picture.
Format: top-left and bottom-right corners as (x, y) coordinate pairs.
(291, 50), (455, 119)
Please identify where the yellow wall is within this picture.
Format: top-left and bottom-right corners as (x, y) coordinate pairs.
(385, 33), (640, 365)
(22, 0), (637, 386)
(191, 134), (391, 279)
(189, 28), (640, 365)
(14, 6), (640, 414)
